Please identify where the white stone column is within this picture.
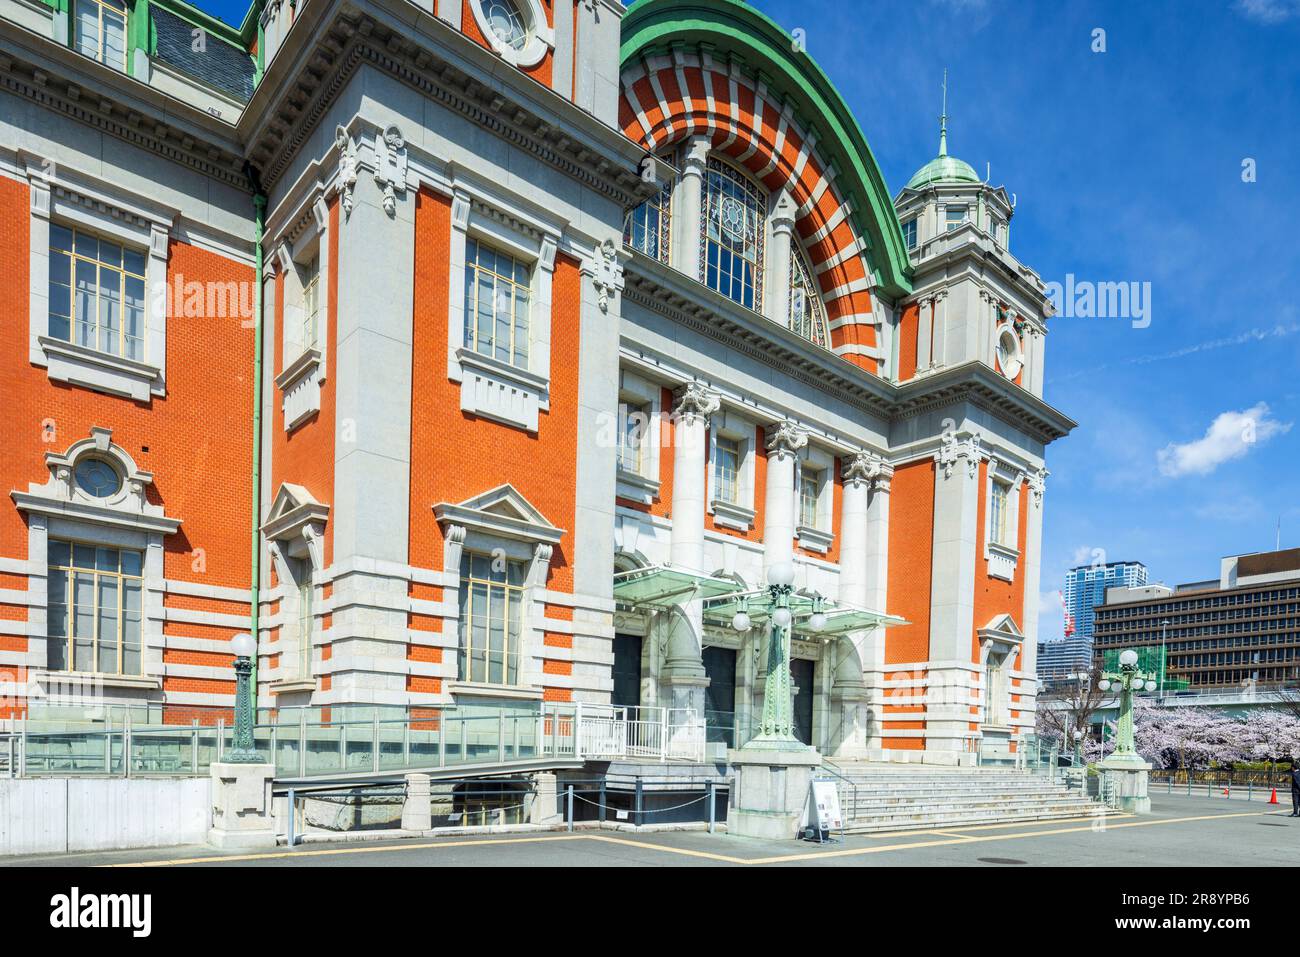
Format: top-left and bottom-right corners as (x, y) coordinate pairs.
(669, 383), (719, 574)
(766, 190), (797, 328)
(672, 136), (711, 280)
(926, 432), (983, 764)
(1020, 468), (1048, 700)
(658, 383), (720, 717)
(762, 421), (807, 572)
(831, 453), (893, 759)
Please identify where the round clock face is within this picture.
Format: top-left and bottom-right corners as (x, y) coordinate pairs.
(74, 458), (121, 498)
(719, 197), (748, 243)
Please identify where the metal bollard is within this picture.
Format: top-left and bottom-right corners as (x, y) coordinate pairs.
(635, 776), (644, 828)
(287, 788), (296, 847)
(708, 780), (715, 834)
(599, 779), (606, 824)
(567, 785), (574, 832)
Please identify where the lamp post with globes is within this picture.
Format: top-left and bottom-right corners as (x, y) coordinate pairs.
(729, 560), (824, 750)
(226, 631), (261, 763)
(1097, 648), (1157, 760)
(1096, 647), (1157, 812)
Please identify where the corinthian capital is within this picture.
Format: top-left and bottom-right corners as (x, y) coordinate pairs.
(844, 451), (894, 492)
(766, 420), (809, 458)
(672, 382), (720, 425)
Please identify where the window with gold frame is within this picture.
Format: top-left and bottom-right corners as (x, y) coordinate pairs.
(75, 0), (129, 72)
(457, 552), (526, 685)
(49, 223), (147, 362)
(47, 539), (144, 676)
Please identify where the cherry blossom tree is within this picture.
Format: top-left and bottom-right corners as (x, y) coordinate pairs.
(1241, 709), (1300, 772)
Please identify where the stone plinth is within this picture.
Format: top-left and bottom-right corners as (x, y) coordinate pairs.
(1099, 752), (1151, 814)
(208, 761), (277, 849)
(727, 745), (822, 840)
(401, 772), (432, 831)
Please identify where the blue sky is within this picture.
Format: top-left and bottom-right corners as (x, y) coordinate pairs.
(198, 0), (1300, 639)
(747, 0), (1300, 638)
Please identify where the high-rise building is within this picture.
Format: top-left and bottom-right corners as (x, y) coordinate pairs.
(1063, 561), (1149, 641)
(1095, 548), (1300, 689)
(0, 0), (1073, 764)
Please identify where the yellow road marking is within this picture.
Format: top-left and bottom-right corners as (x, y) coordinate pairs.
(102, 806), (1291, 867)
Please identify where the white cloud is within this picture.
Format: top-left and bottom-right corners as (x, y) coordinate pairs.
(1234, 0), (1300, 23)
(1156, 402), (1292, 478)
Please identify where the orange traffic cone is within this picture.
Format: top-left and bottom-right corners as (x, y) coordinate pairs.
(1269, 788), (1279, 805)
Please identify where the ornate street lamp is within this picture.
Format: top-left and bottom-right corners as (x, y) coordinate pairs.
(1096, 648), (1157, 760)
(226, 631), (261, 763)
(730, 561), (825, 750)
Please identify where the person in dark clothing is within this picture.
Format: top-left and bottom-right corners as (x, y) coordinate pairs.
(1291, 763), (1300, 817)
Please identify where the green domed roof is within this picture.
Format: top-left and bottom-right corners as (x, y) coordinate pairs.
(906, 153), (979, 190)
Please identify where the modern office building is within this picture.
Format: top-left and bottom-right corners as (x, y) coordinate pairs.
(1036, 634), (1093, 686)
(0, 0), (1073, 765)
(1094, 548), (1300, 689)
(1063, 560), (1148, 641)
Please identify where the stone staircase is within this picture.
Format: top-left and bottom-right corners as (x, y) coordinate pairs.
(824, 763), (1104, 834)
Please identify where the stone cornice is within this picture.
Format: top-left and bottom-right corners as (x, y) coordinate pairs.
(0, 26), (248, 191)
(623, 253), (1076, 444)
(243, 1), (657, 204)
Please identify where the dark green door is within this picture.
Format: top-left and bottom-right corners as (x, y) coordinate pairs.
(702, 645), (737, 745)
(611, 634), (642, 710)
(791, 658), (815, 746)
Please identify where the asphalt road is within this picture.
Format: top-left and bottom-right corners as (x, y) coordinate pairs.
(7, 792), (1299, 867)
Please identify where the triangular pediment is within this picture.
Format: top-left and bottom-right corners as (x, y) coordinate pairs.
(982, 613), (1023, 638)
(266, 483), (319, 522)
(457, 484), (555, 528)
(262, 483), (329, 542)
(434, 484), (565, 545)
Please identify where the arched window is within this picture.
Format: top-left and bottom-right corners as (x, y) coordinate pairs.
(479, 0), (529, 51)
(624, 168), (672, 264)
(789, 245), (830, 348)
(701, 157), (765, 311)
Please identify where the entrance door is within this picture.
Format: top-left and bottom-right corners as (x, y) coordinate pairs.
(611, 634), (643, 710)
(702, 646), (737, 745)
(791, 658), (815, 746)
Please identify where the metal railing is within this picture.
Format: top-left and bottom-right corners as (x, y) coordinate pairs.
(0, 701), (710, 778)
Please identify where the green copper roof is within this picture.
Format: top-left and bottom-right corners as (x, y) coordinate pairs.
(906, 154), (980, 189)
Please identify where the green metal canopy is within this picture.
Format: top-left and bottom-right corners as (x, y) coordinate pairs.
(613, 565), (744, 610)
(702, 591), (907, 638)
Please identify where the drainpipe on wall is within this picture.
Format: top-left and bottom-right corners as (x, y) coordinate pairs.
(244, 163), (267, 701)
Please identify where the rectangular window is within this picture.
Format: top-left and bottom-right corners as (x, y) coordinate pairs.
(902, 218), (917, 250)
(297, 562), (313, 680)
(990, 480), (1011, 547)
(301, 257), (320, 351)
(618, 401), (651, 475)
(714, 436), (741, 504)
(464, 239), (530, 369)
(49, 223), (147, 361)
(458, 553), (526, 686)
(75, 0), (128, 72)
(47, 540), (144, 676)
(799, 467), (821, 529)
(945, 206), (969, 231)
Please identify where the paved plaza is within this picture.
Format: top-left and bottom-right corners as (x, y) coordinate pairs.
(6, 794), (1297, 868)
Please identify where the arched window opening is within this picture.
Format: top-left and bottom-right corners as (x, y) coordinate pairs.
(701, 157), (765, 311)
(789, 245), (830, 348)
